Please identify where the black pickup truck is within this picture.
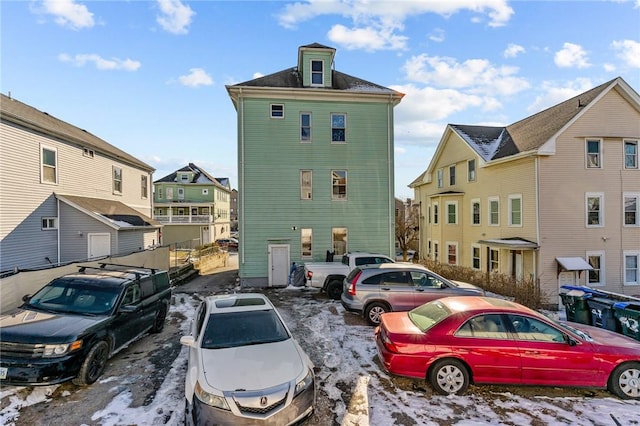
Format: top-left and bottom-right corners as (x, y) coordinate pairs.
(0, 263), (172, 386)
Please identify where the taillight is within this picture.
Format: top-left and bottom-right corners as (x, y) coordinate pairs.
(379, 327), (399, 353)
(306, 270), (313, 280)
(348, 271), (362, 295)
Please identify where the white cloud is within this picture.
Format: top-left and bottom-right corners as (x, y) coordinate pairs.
(394, 146), (406, 154)
(252, 72), (264, 79)
(178, 68), (213, 87)
(277, 0), (513, 51)
(156, 0), (194, 35)
(611, 39), (640, 68)
(554, 42), (591, 68)
(527, 78), (595, 113)
(36, 0), (95, 30)
(504, 43), (525, 58)
(603, 63), (616, 72)
(58, 53), (141, 71)
(402, 54), (530, 96)
(428, 28), (445, 43)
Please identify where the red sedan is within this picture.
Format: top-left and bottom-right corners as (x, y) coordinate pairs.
(375, 296), (640, 399)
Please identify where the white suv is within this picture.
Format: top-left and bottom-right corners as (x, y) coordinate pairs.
(180, 293), (315, 425)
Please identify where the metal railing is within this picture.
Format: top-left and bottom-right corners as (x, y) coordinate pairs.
(154, 215), (213, 224)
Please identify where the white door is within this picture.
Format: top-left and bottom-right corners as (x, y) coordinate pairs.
(88, 233), (111, 259)
(201, 226), (211, 245)
(558, 271), (577, 287)
(514, 252), (523, 280)
(268, 244), (289, 287)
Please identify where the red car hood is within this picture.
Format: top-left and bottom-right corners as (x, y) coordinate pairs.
(569, 322), (640, 350)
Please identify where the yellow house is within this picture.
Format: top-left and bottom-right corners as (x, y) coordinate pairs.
(410, 77), (640, 304)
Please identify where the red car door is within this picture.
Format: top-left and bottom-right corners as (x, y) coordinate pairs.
(508, 315), (598, 386)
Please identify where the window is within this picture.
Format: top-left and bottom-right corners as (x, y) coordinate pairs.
(433, 242), (439, 262)
(331, 114), (346, 142)
(141, 175), (148, 199)
(332, 227), (347, 255)
(446, 201), (457, 224)
(180, 173), (189, 182)
(41, 145), (57, 184)
(624, 140), (638, 169)
(331, 170), (347, 200)
(301, 170), (312, 200)
(83, 147), (94, 158)
(490, 249), (499, 271)
(113, 166), (122, 194)
(178, 188), (185, 200)
(508, 315), (564, 343)
(586, 193), (604, 226)
(468, 159), (476, 182)
(471, 199), (481, 225)
(471, 245), (481, 270)
(586, 251), (604, 286)
(301, 113), (311, 142)
(624, 252), (640, 285)
(42, 217), (57, 230)
(488, 197), (499, 226)
(270, 104), (284, 118)
(586, 139), (601, 168)
(157, 187), (163, 199)
(436, 169), (443, 188)
(301, 228), (312, 257)
(509, 194), (522, 226)
(447, 242), (458, 265)
(311, 60), (323, 85)
(166, 187), (173, 200)
(433, 203), (439, 224)
(202, 189), (209, 195)
(624, 193), (639, 226)
(449, 165), (456, 186)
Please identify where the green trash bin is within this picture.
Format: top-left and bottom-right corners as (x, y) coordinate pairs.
(586, 297), (620, 332)
(559, 289), (592, 324)
(613, 302), (640, 341)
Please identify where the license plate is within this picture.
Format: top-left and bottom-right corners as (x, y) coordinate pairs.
(0, 367), (7, 380)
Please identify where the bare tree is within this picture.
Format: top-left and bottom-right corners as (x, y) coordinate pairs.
(395, 204), (419, 261)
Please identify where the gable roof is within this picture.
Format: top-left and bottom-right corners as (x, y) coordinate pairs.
(0, 94), (154, 172)
(154, 163), (230, 190)
(56, 194), (161, 230)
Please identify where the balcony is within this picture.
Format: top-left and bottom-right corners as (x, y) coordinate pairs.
(154, 215), (213, 224)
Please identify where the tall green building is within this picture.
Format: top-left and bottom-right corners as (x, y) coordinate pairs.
(226, 43), (404, 287)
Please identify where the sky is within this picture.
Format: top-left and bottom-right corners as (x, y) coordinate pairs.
(2, 1), (640, 200)
(2, 283), (640, 425)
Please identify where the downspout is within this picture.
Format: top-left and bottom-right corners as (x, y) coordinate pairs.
(56, 197), (61, 264)
(388, 94), (394, 256)
(239, 88), (245, 266)
(534, 156), (540, 291)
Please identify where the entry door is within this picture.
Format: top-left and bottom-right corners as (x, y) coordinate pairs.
(88, 233), (111, 259)
(201, 226), (211, 245)
(514, 252), (523, 279)
(558, 271), (577, 287)
(268, 244), (290, 287)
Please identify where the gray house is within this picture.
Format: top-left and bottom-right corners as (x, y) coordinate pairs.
(0, 93), (160, 273)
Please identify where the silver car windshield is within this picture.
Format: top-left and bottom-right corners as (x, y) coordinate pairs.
(202, 310), (290, 349)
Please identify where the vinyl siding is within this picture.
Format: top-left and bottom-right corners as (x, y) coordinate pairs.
(59, 202), (115, 262)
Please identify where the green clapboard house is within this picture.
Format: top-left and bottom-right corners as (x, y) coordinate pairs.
(226, 43), (404, 287)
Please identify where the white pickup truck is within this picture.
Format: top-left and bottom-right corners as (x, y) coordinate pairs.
(304, 252), (395, 300)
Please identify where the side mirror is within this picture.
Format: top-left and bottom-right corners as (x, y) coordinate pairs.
(564, 334), (578, 346)
(119, 305), (138, 313)
(180, 336), (196, 347)
(22, 294), (31, 302)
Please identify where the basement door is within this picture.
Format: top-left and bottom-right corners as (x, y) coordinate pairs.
(268, 244), (290, 287)
(88, 233), (111, 259)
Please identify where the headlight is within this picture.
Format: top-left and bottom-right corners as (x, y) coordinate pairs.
(195, 381), (230, 410)
(294, 369), (314, 397)
(42, 340), (82, 358)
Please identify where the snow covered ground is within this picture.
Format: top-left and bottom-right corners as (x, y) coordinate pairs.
(2, 287), (639, 426)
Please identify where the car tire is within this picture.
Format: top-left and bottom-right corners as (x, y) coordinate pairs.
(364, 302), (389, 326)
(326, 280), (343, 300)
(150, 304), (167, 334)
(608, 362), (640, 399)
(72, 340), (109, 386)
(428, 359), (470, 395)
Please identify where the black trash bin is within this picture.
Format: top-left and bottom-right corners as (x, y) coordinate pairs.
(613, 302), (640, 341)
(559, 289), (593, 324)
(586, 297), (620, 332)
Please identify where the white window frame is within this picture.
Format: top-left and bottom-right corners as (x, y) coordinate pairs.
(331, 113), (346, 143)
(41, 144), (58, 184)
(623, 192), (640, 226)
(83, 147), (94, 158)
(180, 173), (189, 182)
(331, 227), (348, 255)
(141, 175), (148, 199)
(331, 170), (347, 200)
(446, 201), (458, 225)
(449, 165), (456, 186)
(586, 192), (604, 227)
(300, 112), (312, 143)
(301, 228), (312, 258)
(157, 187), (163, 199)
(202, 189), (209, 195)
(471, 199), (481, 225)
(113, 166), (122, 195)
(178, 187), (185, 200)
(624, 251), (640, 286)
(624, 140), (638, 169)
(586, 138), (602, 169)
(301, 170), (313, 200)
(488, 196), (500, 226)
(446, 241), (458, 265)
(432, 202), (439, 225)
(433, 241), (439, 262)
(41, 217), (58, 230)
(586, 251), (605, 286)
(468, 159), (476, 182)
(270, 104), (284, 119)
(310, 59), (324, 86)
(489, 249), (499, 271)
(508, 194), (522, 227)
(471, 244), (481, 270)
(436, 169), (443, 188)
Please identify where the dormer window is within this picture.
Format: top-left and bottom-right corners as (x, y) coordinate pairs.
(270, 104), (284, 118)
(311, 60), (323, 85)
(180, 173), (189, 182)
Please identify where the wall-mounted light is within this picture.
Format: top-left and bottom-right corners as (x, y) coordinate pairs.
(292, 226), (297, 231)
(601, 236), (608, 242)
(78, 231), (84, 236)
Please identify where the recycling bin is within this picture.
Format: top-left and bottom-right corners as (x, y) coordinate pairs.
(613, 302), (640, 341)
(586, 297), (620, 332)
(559, 289), (592, 324)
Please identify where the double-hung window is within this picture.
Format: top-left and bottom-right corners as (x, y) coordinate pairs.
(509, 194), (522, 226)
(331, 113), (346, 142)
(433, 203), (439, 224)
(471, 199), (481, 225)
(41, 145), (57, 184)
(586, 251), (604, 286)
(301, 113), (312, 142)
(449, 165), (456, 186)
(301, 170), (312, 200)
(446, 201), (457, 224)
(624, 251), (640, 285)
(586, 139), (602, 168)
(141, 175), (148, 199)
(624, 193), (640, 226)
(586, 193), (604, 226)
(331, 170), (347, 200)
(447, 242), (458, 265)
(301, 228), (312, 257)
(436, 169), (443, 188)
(311, 60), (323, 85)
(113, 166), (122, 194)
(468, 159), (476, 182)
(471, 245), (481, 270)
(488, 197), (499, 226)
(332, 227), (347, 255)
(625, 140), (638, 169)
(490, 249), (499, 271)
